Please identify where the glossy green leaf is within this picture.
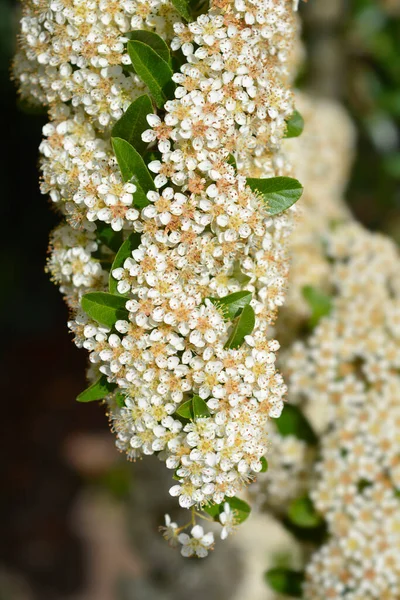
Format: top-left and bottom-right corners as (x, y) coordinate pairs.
(285, 109), (304, 138)
(192, 395), (210, 418)
(128, 40), (175, 108)
(227, 153), (237, 170)
(81, 292), (129, 328)
(225, 304), (255, 349)
(203, 496), (251, 524)
(275, 404), (318, 445)
(112, 136), (155, 197)
(227, 496), (251, 523)
(77, 375), (117, 403)
(247, 176), (303, 216)
(127, 31), (171, 64)
(288, 496), (323, 529)
(302, 285), (333, 328)
(260, 456), (268, 472)
(114, 391), (127, 408)
(210, 291), (252, 320)
(175, 399), (193, 419)
(111, 94), (153, 154)
(96, 222), (123, 253)
(265, 568), (304, 597)
(170, 0), (191, 20)
(203, 502), (221, 519)
(109, 232), (141, 295)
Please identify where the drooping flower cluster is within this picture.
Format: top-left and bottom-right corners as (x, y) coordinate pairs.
(101, 0), (298, 512)
(15, 0), (301, 551)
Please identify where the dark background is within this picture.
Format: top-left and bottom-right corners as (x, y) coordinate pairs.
(0, 0), (399, 598)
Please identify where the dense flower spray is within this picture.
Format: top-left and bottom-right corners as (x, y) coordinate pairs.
(15, 0), (302, 552)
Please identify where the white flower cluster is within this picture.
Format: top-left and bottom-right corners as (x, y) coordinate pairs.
(290, 223), (400, 599)
(14, 0), (181, 126)
(47, 223), (108, 306)
(15, 0), (300, 550)
(103, 0), (297, 512)
(248, 427), (312, 512)
(40, 105), (141, 231)
(252, 95), (400, 597)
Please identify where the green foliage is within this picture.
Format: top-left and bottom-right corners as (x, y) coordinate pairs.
(128, 40), (175, 108)
(224, 304), (255, 349)
(265, 568), (304, 597)
(96, 222), (123, 253)
(192, 395), (210, 418)
(260, 456), (268, 472)
(175, 395), (210, 420)
(302, 285), (333, 328)
(170, 0), (192, 21)
(111, 94), (153, 154)
(109, 232), (141, 294)
(247, 176), (303, 215)
(81, 292), (129, 328)
(285, 109), (305, 138)
(175, 399), (193, 419)
(204, 496), (251, 524)
(210, 291), (252, 320)
(127, 31), (171, 64)
(288, 496), (323, 528)
(227, 153), (237, 170)
(77, 375), (117, 403)
(112, 136), (154, 201)
(275, 404), (318, 445)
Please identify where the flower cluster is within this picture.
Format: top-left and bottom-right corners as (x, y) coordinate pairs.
(102, 0), (297, 513)
(15, 0), (300, 552)
(14, 0), (181, 126)
(291, 223), (400, 599)
(252, 94), (400, 597)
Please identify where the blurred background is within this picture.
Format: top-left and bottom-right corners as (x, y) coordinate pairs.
(1, 0), (399, 598)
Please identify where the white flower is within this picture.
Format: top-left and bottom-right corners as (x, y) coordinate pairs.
(219, 502), (237, 539)
(178, 525), (214, 558)
(160, 514), (179, 547)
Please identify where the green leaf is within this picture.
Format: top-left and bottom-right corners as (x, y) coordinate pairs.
(225, 304), (255, 349)
(247, 176), (303, 216)
(265, 568), (304, 597)
(260, 456), (268, 472)
(288, 496), (323, 528)
(111, 94), (153, 154)
(127, 31), (170, 64)
(112, 137), (155, 195)
(227, 153), (237, 170)
(114, 392), (127, 408)
(109, 232), (141, 295)
(203, 502), (221, 519)
(170, 0), (192, 20)
(81, 292), (129, 329)
(203, 496), (251, 524)
(210, 291), (252, 320)
(302, 285), (333, 328)
(77, 375), (117, 403)
(227, 497), (251, 523)
(96, 222), (123, 253)
(175, 399), (193, 419)
(192, 395), (210, 418)
(285, 109), (304, 138)
(275, 404), (318, 445)
(128, 40), (175, 108)
(232, 260), (251, 285)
